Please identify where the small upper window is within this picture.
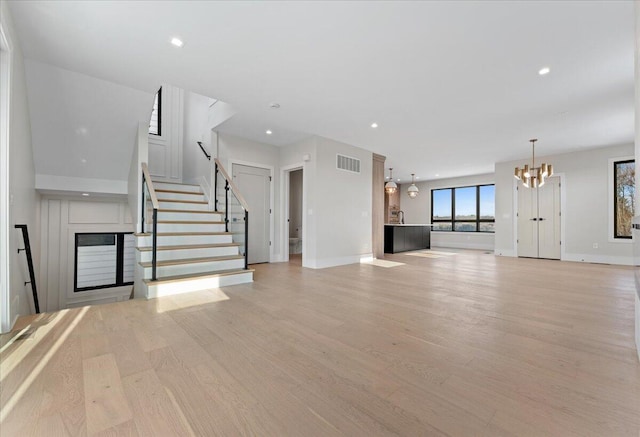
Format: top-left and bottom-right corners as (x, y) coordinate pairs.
(149, 88), (161, 136)
(614, 159), (635, 239)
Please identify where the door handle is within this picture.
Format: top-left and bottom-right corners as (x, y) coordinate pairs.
(530, 218), (538, 221)
(539, 218), (546, 221)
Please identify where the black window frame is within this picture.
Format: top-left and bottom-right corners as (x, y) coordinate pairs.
(430, 184), (495, 233)
(613, 159), (635, 239)
(149, 87), (162, 136)
(74, 232), (134, 292)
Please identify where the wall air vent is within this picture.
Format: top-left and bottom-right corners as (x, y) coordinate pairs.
(336, 154), (361, 174)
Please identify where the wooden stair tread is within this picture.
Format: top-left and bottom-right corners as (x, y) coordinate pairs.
(158, 199), (208, 204)
(139, 255), (244, 268)
(144, 268), (254, 284)
(137, 243), (241, 251)
(152, 181), (200, 188)
(157, 209), (220, 214)
(155, 189), (204, 195)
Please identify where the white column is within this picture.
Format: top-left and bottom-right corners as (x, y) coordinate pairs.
(635, 0), (640, 362)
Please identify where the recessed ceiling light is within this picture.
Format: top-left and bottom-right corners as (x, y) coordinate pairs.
(269, 103), (280, 109)
(266, 130), (272, 135)
(435, 174), (440, 177)
(538, 67), (550, 75)
(171, 38), (184, 47)
(416, 176), (420, 180)
(82, 193), (90, 197)
(397, 179), (401, 182)
(81, 158), (87, 164)
(371, 122), (378, 128)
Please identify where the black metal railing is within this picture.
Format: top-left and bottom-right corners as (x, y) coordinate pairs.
(14, 224), (40, 313)
(141, 163), (159, 280)
(214, 158), (249, 270)
(197, 141), (211, 160)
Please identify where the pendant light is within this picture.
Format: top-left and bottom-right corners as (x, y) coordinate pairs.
(514, 139), (553, 188)
(385, 168), (397, 194)
(407, 174), (419, 198)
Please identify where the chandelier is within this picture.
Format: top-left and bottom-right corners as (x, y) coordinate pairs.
(514, 139), (553, 188)
(407, 173), (419, 198)
(385, 168), (397, 194)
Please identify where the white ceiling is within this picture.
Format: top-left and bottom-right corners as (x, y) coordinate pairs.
(8, 1), (635, 182)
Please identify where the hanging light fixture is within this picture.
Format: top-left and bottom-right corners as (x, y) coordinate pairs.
(407, 174), (419, 198)
(514, 139), (553, 188)
(385, 168), (397, 194)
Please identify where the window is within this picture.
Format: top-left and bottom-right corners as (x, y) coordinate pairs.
(431, 184), (495, 232)
(614, 159), (635, 239)
(74, 233), (135, 292)
(149, 87), (161, 136)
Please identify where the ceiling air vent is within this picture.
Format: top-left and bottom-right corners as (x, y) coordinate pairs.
(336, 154), (361, 174)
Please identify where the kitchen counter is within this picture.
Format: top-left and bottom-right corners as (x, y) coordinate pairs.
(384, 224), (431, 253)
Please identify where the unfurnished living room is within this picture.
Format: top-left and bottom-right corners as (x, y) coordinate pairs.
(1, 1), (639, 436)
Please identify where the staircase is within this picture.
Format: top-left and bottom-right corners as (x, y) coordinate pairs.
(135, 180), (253, 299)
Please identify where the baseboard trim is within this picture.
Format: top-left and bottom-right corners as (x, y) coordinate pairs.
(306, 253), (373, 269)
(562, 253), (633, 266)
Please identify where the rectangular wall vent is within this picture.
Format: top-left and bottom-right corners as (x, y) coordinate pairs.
(336, 154), (361, 174)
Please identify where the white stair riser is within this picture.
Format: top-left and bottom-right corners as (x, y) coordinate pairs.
(157, 222), (225, 233)
(139, 246), (240, 262)
(158, 201), (209, 211)
(137, 234), (233, 246)
(153, 182), (201, 193)
(147, 271), (253, 299)
(157, 211), (223, 221)
(142, 258), (245, 279)
(156, 192), (206, 201)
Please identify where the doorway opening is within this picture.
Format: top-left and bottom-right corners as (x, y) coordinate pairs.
(282, 165), (304, 264)
(288, 169), (303, 264)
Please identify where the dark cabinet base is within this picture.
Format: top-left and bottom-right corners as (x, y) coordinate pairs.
(384, 226), (431, 254)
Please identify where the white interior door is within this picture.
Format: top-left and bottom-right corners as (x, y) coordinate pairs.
(232, 164), (270, 264)
(517, 184), (539, 258)
(517, 177), (561, 259)
(538, 177), (561, 259)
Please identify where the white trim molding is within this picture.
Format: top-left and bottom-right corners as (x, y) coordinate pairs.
(0, 15), (13, 333)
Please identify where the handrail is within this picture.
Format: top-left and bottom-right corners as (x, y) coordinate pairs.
(213, 158), (250, 269)
(14, 225), (40, 313)
(141, 163), (159, 209)
(197, 141), (211, 161)
(214, 158), (250, 212)
(141, 163), (159, 280)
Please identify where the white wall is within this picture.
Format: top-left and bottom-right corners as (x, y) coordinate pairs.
(1, 2), (40, 332)
(148, 84), (183, 183)
(313, 137), (373, 267)
(400, 173), (495, 251)
(24, 59), (153, 194)
(183, 91), (214, 186)
(495, 143), (634, 264)
(39, 197), (133, 311)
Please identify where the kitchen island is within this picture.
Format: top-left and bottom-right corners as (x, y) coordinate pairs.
(384, 224), (432, 254)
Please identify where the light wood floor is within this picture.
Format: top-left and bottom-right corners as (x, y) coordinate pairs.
(1, 249), (639, 436)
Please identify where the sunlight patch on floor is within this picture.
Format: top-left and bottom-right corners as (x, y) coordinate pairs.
(362, 259), (406, 268)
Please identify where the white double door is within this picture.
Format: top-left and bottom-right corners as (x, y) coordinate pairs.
(517, 176), (561, 259)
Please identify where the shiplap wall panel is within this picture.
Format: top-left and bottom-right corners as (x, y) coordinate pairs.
(40, 198), (134, 311)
